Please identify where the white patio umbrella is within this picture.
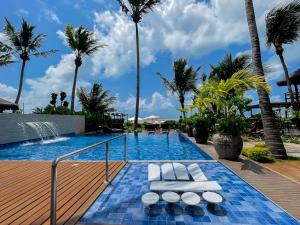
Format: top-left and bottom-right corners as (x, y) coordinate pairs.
(144, 115), (160, 123)
(128, 117), (143, 122)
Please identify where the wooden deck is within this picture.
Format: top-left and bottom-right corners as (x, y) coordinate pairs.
(0, 160), (126, 225)
(185, 135), (300, 221)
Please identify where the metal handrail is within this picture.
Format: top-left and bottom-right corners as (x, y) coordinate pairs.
(50, 134), (126, 225)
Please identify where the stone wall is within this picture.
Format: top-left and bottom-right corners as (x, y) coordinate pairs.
(0, 114), (85, 145)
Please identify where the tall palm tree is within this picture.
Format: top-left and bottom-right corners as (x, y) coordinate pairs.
(157, 59), (199, 119)
(65, 25), (105, 112)
(244, 0), (287, 159)
(266, 0), (300, 103)
(77, 83), (116, 114)
(117, 0), (161, 130)
(0, 18), (56, 104)
(209, 53), (251, 81)
(0, 44), (14, 66)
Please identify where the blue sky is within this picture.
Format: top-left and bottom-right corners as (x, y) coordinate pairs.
(0, 0), (299, 118)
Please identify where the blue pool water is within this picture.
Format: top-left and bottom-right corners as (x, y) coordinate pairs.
(0, 133), (212, 161)
(80, 163), (300, 225)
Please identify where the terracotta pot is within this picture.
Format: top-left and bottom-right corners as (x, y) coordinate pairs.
(213, 133), (243, 160)
(186, 125), (194, 137)
(193, 127), (209, 144)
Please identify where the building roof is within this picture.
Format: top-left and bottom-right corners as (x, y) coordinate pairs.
(277, 68), (300, 86)
(0, 98), (19, 112)
(249, 101), (300, 109)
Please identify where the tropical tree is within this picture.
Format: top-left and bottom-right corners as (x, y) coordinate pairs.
(60, 91), (67, 106)
(244, 0), (287, 159)
(266, 0), (300, 103)
(0, 44), (14, 66)
(77, 83), (116, 114)
(195, 70), (270, 116)
(0, 18), (56, 104)
(209, 53), (251, 81)
(65, 25), (105, 112)
(117, 0), (161, 130)
(50, 93), (58, 106)
(157, 58), (199, 119)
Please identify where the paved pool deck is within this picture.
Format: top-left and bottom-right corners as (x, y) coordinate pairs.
(184, 134), (300, 221)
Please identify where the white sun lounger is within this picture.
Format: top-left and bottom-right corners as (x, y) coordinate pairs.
(161, 163), (176, 180)
(148, 164), (161, 181)
(187, 163), (208, 182)
(150, 181), (222, 192)
(173, 163), (189, 180)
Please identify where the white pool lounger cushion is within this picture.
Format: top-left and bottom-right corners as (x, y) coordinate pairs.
(187, 163), (208, 182)
(173, 163), (189, 180)
(150, 181), (222, 192)
(148, 164), (161, 181)
(161, 163), (176, 180)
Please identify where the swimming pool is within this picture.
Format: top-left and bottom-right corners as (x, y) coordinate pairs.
(0, 132), (212, 161)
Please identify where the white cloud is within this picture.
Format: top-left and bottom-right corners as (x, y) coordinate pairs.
(56, 30), (68, 46)
(91, 10), (157, 77)
(0, 83), (17, 102)
(23, 54), (91, 112)
(43, 9), (61, 24)
(16, 9), (29, 17)
(270, 95), (283, 102)
(89, 0), (294, 78)
(114, 92), (174, 116)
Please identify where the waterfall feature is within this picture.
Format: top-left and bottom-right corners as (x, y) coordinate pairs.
(24, 121), (68, 144)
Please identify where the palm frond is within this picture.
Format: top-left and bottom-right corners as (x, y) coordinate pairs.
(266, 0), (300, 47)
(31, 49), (58, 57)
(117, 0), (131, 14)
(156, 72), (176, 93)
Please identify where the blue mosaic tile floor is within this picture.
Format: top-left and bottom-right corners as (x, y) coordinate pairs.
(80, 163), (300, 225)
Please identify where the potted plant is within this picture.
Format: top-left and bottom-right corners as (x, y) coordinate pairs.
(185, 118), (194, 137)
(192, 115), (211, 144)
(213, 117), (248, 160)
(291, 110), (300, 130)
(193, 69), (270, 160)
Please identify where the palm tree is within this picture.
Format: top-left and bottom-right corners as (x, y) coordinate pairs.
(0, 18), (56, 104)
(195, 70), (270, 116)
(117, 0), (161, 130)
(157, 59), (199, 119)
(209, 53), (251, 81)
(77, 83), (116, 114)
(266, 0), (300, 103)
(65, 25), (105, 112)
(0, 44), (14, 66)
(244, 0), (287, 159)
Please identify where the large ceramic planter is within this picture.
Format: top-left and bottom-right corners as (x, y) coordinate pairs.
(213, 133), (243, 160)
(193, 127), (209, 144)
(186, 125), (194, 137)
(291, 118), (300, 130)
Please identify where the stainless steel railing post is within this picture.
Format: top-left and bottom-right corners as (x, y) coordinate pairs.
(49, 134), (124, 224)
(124, 134), (127, 161)
(105, 142), (109, 182)
(50, 162), (58, 225)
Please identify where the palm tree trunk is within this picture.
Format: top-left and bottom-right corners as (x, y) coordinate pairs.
(70, 65), (79, 113)
(15, 59), (26, 105)
(179, 96), (186, 119)
(244, 0), (287, 159)
(278, 52), (294, 103)
(134, 22), (140, 131)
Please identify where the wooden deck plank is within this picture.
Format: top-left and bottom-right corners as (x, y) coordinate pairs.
(24, 162), (116, 225)
(0, 163), (94, 220)
(0, 161), (126, 225)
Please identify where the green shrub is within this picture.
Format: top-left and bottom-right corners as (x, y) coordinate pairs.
(216, 117), (249, 135)
(242, 144), (274, 162)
